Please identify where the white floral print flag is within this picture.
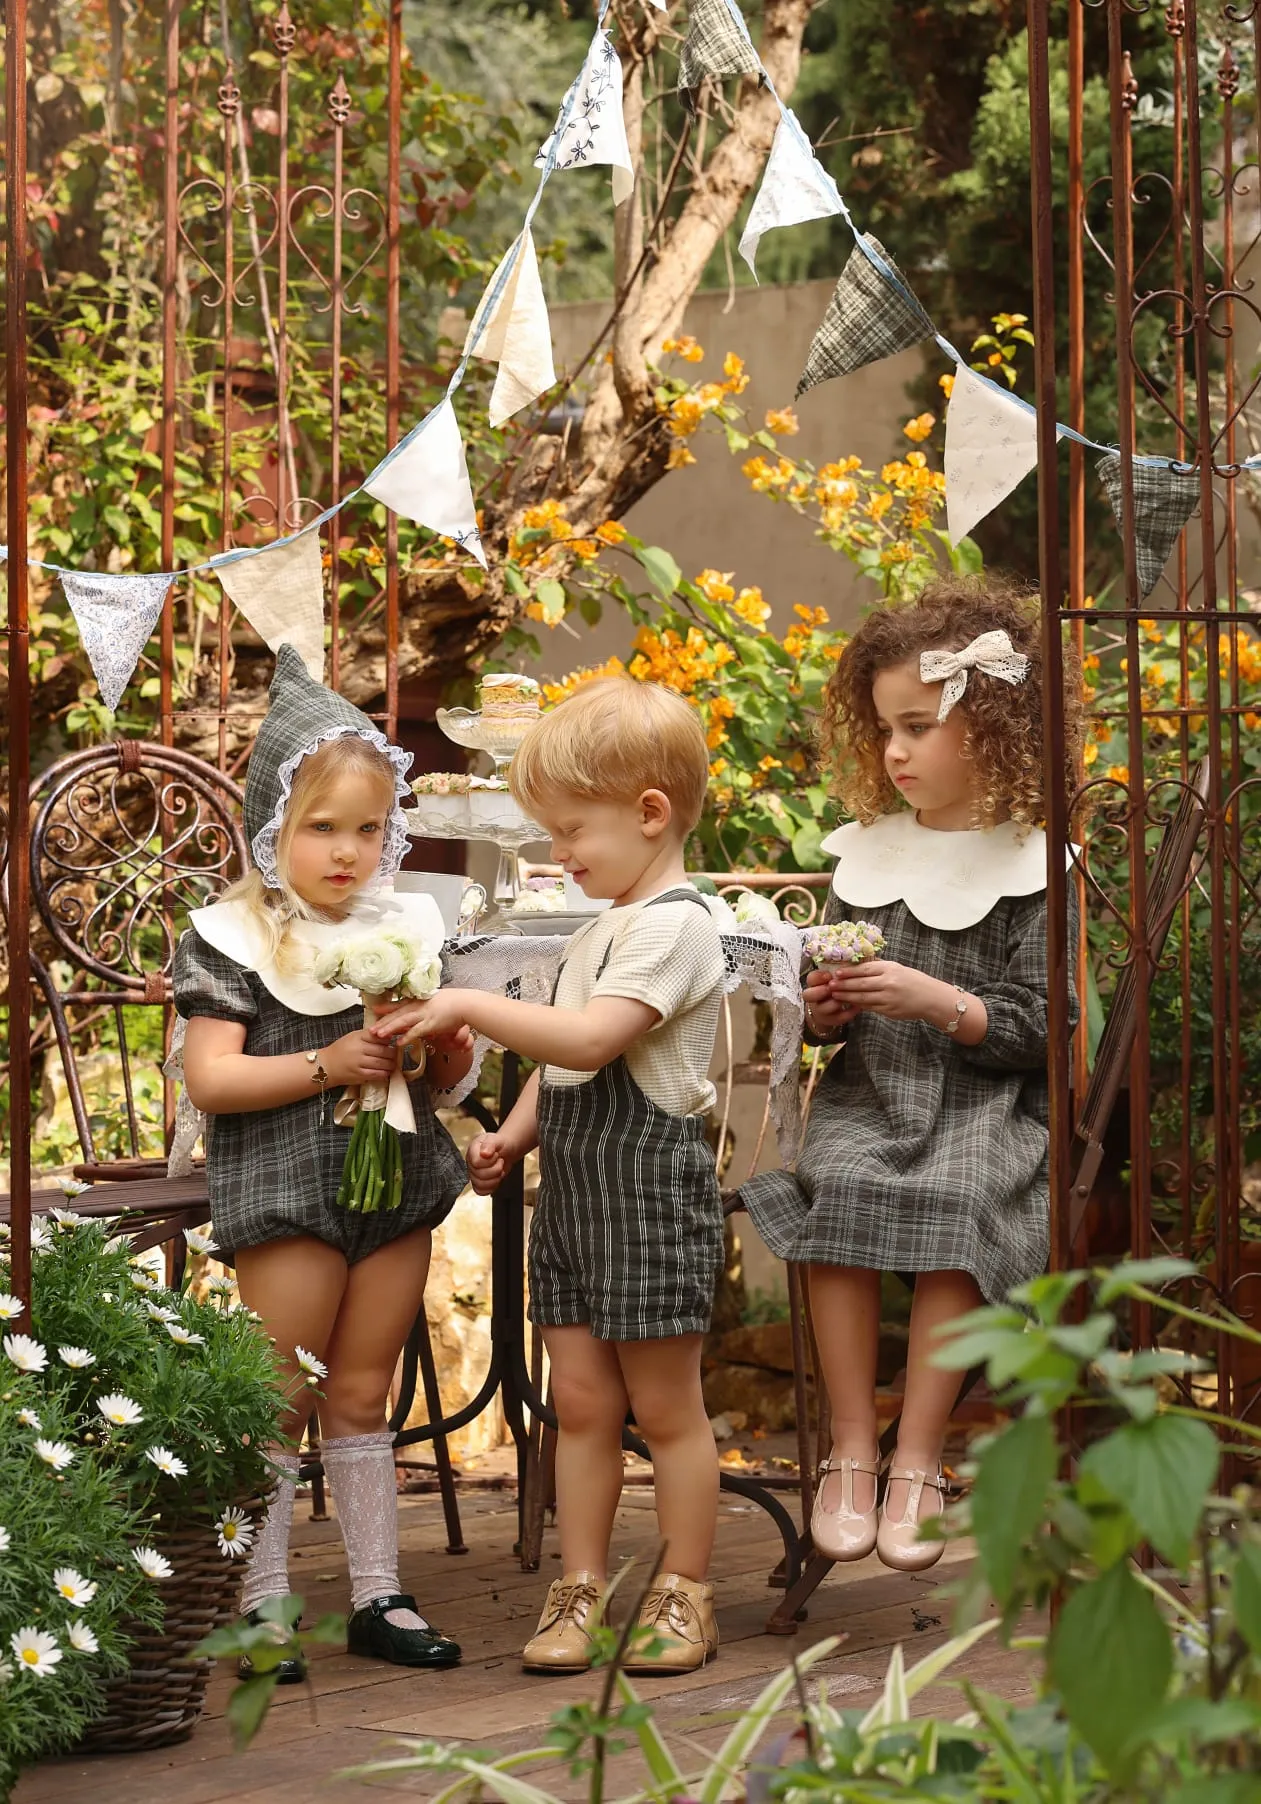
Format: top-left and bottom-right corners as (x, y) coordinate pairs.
(59, 570), (173, 713)
(739, 111), (843, 282)
(535, 29), (634, 207)
(464, 229), (557, 429)
(212, 526), (325, 680)
(944, 366), (1051, 546)
(363, 398), (487, 568)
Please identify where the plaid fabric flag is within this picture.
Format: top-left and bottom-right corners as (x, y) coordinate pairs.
(1096, 453), (1201, 598)
(796, 235), (934, 399)
(678, 0), (762, 116)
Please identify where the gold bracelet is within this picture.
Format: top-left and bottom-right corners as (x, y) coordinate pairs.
(305, 1047), (330, 1092)
(943, 992), (969, 1036)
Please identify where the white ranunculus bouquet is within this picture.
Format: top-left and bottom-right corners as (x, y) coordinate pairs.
(313, 919), (444, 1214)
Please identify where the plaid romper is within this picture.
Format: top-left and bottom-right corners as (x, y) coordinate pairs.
(528, 889), (724, 1343)
(174, 930), (467, 1266)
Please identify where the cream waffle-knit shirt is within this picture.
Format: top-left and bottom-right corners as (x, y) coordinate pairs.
(543, 893), (725, 1117)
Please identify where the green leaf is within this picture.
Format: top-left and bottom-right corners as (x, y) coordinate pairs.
(1131, 1695), (1261, 1748)
(534, 579), (566, 624)
(1095, 1257), (1196, 1302)
(970, 1414), (1056, 1604)
(617, 1673), (681, 1789)
(634, 544), (681, 599)
(1232, 1541), (1261, 1654)
(1081, 1413), (1218, 1565)
(1049, 1563), (1171, 1771)
(503, 561), (529, 597)
(697, 1637), (839, 1804)
(225, 1673), (281, 1751)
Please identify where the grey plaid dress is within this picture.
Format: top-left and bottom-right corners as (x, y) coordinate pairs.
(529, 889), (724, 1342)
(174, 931), (466, 1265)
(740, 886), (1074, 1305)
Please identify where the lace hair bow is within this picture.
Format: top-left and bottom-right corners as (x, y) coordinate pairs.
(920, 629), (1031, 723)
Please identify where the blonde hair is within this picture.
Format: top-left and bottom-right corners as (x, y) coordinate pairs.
(821, 575), (1083, 832)
(509, 676), (709, 833)
(223, 735), (398, 969)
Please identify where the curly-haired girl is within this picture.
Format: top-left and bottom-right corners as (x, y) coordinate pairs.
(741, 575), (1081, 1573)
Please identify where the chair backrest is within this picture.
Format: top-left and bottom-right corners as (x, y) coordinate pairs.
(26, 742), (247, 1168)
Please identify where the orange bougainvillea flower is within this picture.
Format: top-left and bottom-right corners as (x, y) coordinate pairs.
(794, 603), (829, 627)
(668, 395), (704, 437)
(595, 520), (627, 546)
(696, 569), (737, 604)
(939, 372), (955, 399)
(765, 405), (800, 436)
(661, 334), (705, 363)
(734, 585), (771, 628)
(903, 413), (936, 444)
(667, 441), (697, 470)
(543, 657), (628, 706)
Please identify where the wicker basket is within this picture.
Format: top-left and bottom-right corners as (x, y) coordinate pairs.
(79, 1497), (264, 1754)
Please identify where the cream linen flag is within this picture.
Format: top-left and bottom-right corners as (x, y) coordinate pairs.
(739, 111), (843, 282)
(944, 366), (1050, 546)
(213, 527), (325, 680)
(363, 398), (487, 568)
(535, 29), (634, 207)
(464, 230), (557, 429)
(59, 570), (173, 712)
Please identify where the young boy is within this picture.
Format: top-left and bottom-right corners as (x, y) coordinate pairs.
(375, 677), (726, 1675)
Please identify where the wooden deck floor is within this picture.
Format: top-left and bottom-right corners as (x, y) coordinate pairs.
(17, 1480), (1036, 1804)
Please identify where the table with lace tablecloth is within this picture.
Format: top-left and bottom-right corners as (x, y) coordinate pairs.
(436, 922), (807, 1164)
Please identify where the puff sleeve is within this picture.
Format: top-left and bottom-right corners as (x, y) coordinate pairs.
(173, 929), (259, 1026)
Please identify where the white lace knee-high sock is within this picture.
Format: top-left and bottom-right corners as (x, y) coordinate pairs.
(240, 1449), (300, 1618)
(321, 1432), (432, 1629)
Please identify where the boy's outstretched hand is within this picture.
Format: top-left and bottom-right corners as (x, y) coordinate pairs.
(466, 1131), (516, 1195)
(373, 989), (471, 1048)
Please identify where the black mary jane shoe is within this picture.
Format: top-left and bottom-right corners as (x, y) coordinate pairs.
(238, 1609), (307, 1686)
(346, 1594), (462, 1668)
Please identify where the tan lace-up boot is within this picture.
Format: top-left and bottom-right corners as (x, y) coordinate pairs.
(622, 1572), (718, 1674)
(521, 1571), (605, 1672)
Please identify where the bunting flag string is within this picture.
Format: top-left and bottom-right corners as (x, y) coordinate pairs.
(363, 398), (487, 569)
(212, 527), (326, 681)
(1096, 454), (1201, 599)
(535, 27), (635, 207)
(7, 0), (1226, 718)
(739, 110), (843, 281)
(59, 571), (173, 713)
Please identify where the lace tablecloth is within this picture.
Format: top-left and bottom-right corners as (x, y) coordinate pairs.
(439, 924), (806, 1163)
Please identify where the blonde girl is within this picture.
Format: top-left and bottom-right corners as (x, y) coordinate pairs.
(175, 645), (472, 1674)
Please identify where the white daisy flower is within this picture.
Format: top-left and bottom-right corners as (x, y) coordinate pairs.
(67, 1620), (99, 1654)
(58, 1346), (96, 1370)
(97, 1394), (143, 1428)
(29, 1223), (52, 1253)
(52, 1568), (97, 1608)
(56, 1177), (90, 1197)
(34, 1440), (75, 1471)
(0, 1660), (12, 1686)
(215, 1509), (255, 1559)
(17, 1408), (40, 1430)
(0, 1294), (23, 1322)
(99, 1291), (115, 1303)
(10, 1628), (61, 1677)
(205, 1276), (236, 1296)
(132, 1547), (173, 1581)
(4, 1334), (48, 1375)
(130, 1270), (162, 1294)
(50, 1207), (85, 1228)
(0, 1526), (10, 1552)
(183, 1228), (218, 1256)
(165, 1324), (205, 1348)
(0, 1222), (9, 1240)
(294, 1346), (328, 1380)
(145, 1446), (188, 1479)
(145, 1302), (180, 1323)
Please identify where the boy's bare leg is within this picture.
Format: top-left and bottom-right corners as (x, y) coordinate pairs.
(543, 1323), (630, 1579)
(618, 1334), (716, 1579)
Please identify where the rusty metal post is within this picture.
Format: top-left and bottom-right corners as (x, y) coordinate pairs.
(1026, 0), (1073, 1271)
(5, 0), (32, 1307)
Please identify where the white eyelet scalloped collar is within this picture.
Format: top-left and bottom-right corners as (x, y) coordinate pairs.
(819, 812), (1072, 931)
(188, 889), (445, 1017)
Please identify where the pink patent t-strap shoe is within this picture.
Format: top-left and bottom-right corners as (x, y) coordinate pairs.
(810, 1451), (880, 1561)
(876, 1465), (947, 1571)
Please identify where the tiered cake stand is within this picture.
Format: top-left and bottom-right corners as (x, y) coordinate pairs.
(403, 706), (543, 910)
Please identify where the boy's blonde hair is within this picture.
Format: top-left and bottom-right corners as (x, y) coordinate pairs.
(508, 676), (709, 832)
(222, 735), (398, 969)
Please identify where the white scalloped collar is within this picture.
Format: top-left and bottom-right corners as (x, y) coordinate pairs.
(188, 889), (445, 1017)
(819, 812), (1070, 930)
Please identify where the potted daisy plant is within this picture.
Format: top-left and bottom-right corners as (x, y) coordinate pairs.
(0, 1208), (291, 1784)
